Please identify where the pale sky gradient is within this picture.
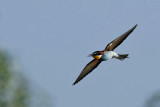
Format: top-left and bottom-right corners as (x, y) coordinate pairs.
(0, 0), (160, 107)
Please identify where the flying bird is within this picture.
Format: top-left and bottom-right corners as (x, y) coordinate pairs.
(73, 25), (137, 85)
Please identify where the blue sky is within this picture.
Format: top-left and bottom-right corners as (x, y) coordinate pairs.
(0, 0), (160, 107)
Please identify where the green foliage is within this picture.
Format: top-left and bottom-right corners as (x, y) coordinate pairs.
(146, 91), (160, 107)
(0, 49), (30, 107)
(0, 48), (53, 107)
(0, 51), (11, 91)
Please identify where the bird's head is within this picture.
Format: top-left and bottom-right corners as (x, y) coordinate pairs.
(88, 51), (103, 59)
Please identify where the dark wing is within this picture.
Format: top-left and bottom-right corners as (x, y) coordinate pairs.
(105, 24), (137, 51)
(73, 59), (102, 85)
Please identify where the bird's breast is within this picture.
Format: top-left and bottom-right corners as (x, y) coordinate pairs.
(101, 51), (114, 61)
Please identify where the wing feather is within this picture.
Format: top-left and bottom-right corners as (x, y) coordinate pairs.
(73, 59), (102, 85)
(105, 24), (137, 51)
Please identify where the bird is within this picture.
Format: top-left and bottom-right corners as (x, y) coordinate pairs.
(73, 24), (137, 85)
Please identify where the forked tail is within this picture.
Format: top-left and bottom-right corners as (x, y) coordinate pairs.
(118, 54), (129, 61)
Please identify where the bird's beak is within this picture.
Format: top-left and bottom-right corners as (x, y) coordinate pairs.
(88, 54), (93, 57)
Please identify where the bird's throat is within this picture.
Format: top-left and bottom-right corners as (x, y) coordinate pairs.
(93, 55), (102, 60)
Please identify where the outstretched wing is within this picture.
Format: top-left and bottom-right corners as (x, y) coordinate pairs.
(73, 59), (102, 85)
(105, 24), (137, 51)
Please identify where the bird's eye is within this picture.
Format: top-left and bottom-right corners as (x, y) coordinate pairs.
(93, 52), (97, 55)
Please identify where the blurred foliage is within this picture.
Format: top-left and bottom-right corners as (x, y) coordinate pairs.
(0, 48), (53, 107)
(0, 49), (29, 107)
(145, 91), (160, 107)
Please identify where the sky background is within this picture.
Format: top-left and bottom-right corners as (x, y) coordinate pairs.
(0, 0), (160, 107)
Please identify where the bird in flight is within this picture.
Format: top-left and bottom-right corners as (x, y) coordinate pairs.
(73, 25), (137, 85)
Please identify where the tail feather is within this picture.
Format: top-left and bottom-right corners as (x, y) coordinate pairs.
(118, 54), (129, 61)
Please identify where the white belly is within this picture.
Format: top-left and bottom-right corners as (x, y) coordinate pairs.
(101, 51), (118, 61)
